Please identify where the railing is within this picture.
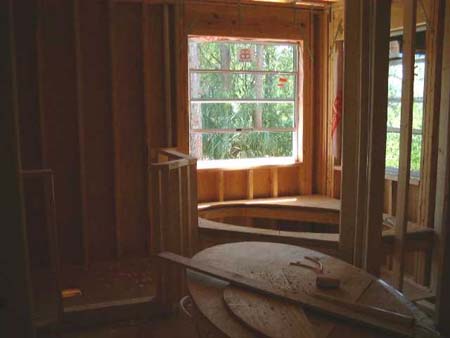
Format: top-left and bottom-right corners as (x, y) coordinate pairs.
(149, 148), (198, 310)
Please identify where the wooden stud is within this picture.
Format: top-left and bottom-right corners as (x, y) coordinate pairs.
(73, 0), (89, 268)
(247, 169), (254, 200)
(353, 0), (371, 268)
(392, 0), (417, 291)
(415, 0), (445, 286)
(270, 168), (278, 198)
(163, 3), (172, 147)
(108, 0), (122, 259)
(418, 0), (445, 230)
(1, 1), (35, 335)
(363, 0), (391, 275)
(433, 0), (450, 334)
(339, 0), (361, 263)
(218, 170), (224, 202)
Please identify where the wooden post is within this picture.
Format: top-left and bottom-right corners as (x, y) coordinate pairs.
(73, 0), (89, 268)
(163, 3), (173, 147)
(340, 0), (362, 263)
(108, 0), (122, 259)
(416, 0), (445, 286)
(0, 1), (35, 336)
(392, 0), (417, 291)
(341, 0), (390, 274)
(433, 0), (450, 334)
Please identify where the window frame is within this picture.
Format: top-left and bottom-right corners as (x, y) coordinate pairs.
(385, 52), (425, 179)
(187, 37), (302, 168)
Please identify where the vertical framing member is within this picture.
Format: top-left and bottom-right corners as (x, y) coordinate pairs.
(340, 0), (391, 274)
(433, 0), (450, 334)
(392, 0), (417, 291)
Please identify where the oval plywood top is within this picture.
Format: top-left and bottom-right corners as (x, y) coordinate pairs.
(223, 285), (315, 338)
(186, 242), (419, 338)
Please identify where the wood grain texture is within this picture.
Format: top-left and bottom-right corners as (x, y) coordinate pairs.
(74, 0), (116, 263)
(224, 286), (315, 338)
(110, 2), (147, 257)
(37, 0), (83, 264)
(393, 0), (417, 290)
(180, 243), (427, 338)
(433, 0), (450, 333)
(1, 1), (36, 333)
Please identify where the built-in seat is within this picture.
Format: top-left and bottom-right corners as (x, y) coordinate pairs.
(197, 194), (434, 257)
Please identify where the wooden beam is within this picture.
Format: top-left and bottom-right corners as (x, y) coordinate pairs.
(392, 0), (417, 291)
(0, 0), (35, 335)
(433, 0), (450, 334)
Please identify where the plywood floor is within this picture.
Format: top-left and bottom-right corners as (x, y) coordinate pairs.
(63, 316), (197, 338)
(62, 258), (155, 309)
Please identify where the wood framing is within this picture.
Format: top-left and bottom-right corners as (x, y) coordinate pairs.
(339, 0), (361, 263)
(0, 0), (35, 335)
(340, 0), (391, 275)
(433, 0), (450, 334)
(362, 0), (391, 275)
(392, 0), (417, 291)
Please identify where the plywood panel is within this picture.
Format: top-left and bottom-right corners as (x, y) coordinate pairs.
(197, 170), (219, 202)
(238, 5), (309, 39)
(185, 2), (239, 36)
(14, 0), (47, 265)
(253, 168), (271, 198)
(224, 170), (247, 201)
(144, 5), (166, 148)
(278, 166), (300, 196)
(77, 0), (116, 261)
(14, 0), (42, 170)
(38, 0), (83, 264)
(111, 3), (147, 257)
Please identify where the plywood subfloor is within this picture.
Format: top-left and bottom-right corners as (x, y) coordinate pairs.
(61, 258), (155, 310)
(63, 316), (197, 338)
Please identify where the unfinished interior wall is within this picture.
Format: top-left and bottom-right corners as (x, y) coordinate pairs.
(14, 0), (330, 266)
(15, 0), (163, 265)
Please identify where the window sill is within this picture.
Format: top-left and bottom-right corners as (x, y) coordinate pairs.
(197, 157), (299, 170)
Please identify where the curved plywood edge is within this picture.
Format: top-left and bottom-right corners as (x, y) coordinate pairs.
(198, 218), (339, 251)
(198, 194), (341, 211)
(199, 194), (341, 225)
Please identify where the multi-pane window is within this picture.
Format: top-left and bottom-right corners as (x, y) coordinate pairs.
(386, 37), (425, 176)
(188, 37), (301, 166)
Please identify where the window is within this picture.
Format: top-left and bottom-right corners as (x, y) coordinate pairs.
(188, 37), (301, 168)
(386, 33), (425, 177)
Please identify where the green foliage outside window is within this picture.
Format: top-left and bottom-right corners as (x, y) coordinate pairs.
(189, 39), (299, 161)
(386, 55), (425, 174)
